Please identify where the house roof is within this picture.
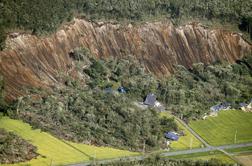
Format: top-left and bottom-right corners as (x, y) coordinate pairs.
(118, 87), (126, 93)
(164, 132), (179, 141)
(210, 102), (230, 112)
(144, 93), (156, 106)
(240, 103), (248, 107)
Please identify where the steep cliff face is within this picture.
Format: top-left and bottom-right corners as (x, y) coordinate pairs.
(0, 18), (251, 100)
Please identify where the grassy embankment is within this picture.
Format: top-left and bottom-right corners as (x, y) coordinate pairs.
(190, 110), (252, 146)
(0, 117), (139, 166)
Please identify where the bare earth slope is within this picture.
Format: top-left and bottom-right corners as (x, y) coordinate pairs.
(0, 18), (251, 100)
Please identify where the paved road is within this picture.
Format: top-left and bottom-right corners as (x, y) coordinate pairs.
(69, 142), (252, 166)
(162, 142), (252, 157)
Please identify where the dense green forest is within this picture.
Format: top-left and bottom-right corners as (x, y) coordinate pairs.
(3, 48), (251, 151)
(0, 129), (38, 164)
(100, 155), (235, 166)
(158, 55), (252, 121)
(0, 0), (251, 50)
(8, 48), (177, 151)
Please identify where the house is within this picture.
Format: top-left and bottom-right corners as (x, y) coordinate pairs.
(118, 87), (126, 93)
(210, 102), (231, 113)
(144, 93), (157, 106)
(221, 102), (231, 110)
(240, 103), (248, 111)
(210, 105), (221, 112)
(164, 131), (179, 141)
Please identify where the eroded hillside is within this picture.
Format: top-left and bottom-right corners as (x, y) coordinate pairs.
(0, 18), (251, 100)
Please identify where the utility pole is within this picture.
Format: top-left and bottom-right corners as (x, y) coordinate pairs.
(143, 140), (146, 154)
(234, 129), (237, 144)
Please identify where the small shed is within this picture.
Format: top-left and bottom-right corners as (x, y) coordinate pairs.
(144, 93), (157, 106)
(164, 132), (179, 141)
(118, 87), (126, 93)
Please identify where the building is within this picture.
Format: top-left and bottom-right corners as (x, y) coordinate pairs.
(144, 93), (157, 106)
(240, 103), (248, 111)
(164, 131), (179, 141)
(210, 102), (231, 113)
(118, 87), (126, 93)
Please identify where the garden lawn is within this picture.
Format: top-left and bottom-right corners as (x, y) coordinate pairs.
(190, 110), (252, 146)
(0, 117), (139, 166)
(160, 112), (202, 150)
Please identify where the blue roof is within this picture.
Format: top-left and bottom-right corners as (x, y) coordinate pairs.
(164, 132), (179, 141)
(210, 105), (220, 112)
(118, 87), (126, 93)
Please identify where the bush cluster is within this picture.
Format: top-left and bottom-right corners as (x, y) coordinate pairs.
(100, 155), (235, 166)
(0, 129), (38, 164)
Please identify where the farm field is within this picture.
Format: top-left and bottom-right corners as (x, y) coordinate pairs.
(168, 151), (235, 164)
(235, 153), (252, 166)
(190, 110), (252, 146)
(226, 146), (252, 154)
(160, 112), (202, 150)
(0, 117), (139, 166)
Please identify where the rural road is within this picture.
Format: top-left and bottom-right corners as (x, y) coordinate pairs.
(69, 142), (252, 166)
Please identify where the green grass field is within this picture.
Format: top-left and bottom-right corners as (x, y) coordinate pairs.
(0, 117), (139, 166)
(160, 112), (202, 150)
(190, 110), (252, 146)
(168, 150), (235, 164)
(227, 146), (252, 154)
